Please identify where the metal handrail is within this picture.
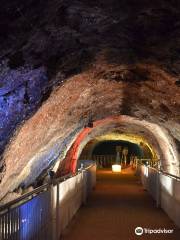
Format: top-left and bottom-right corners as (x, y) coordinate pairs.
(82, 163), (96, 171)
(0, 172), (77, 214)
(0, 164), (96, 214)
(140, 162), (180, 181)
(159, 170), (180, 181)
(0, 183), (50, 213)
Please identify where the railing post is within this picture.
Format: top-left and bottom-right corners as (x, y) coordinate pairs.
(56, 183), (60, 239)
(82, 170), (87, 205)
(51, 184), (59, 240)
(156, 171), (161, 208)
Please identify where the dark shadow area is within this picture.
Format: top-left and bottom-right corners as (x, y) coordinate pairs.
(93, 140), (142, 160)
(1, 0), (180, 76)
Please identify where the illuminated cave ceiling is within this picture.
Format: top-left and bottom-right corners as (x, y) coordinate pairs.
(93, 133), (154, 145)
(79, 132), (156, 159)
(0, 0), (180, 201)
(90, 133), (156, 156)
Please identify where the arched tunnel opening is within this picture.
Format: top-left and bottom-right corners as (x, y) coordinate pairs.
(55, 116), (178, 178)
(79, 138), (154, 168)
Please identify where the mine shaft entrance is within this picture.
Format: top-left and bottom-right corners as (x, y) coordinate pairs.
(78, 136), (156, 170)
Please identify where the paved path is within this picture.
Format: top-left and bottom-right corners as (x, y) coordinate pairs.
(61, 168), (180, 240)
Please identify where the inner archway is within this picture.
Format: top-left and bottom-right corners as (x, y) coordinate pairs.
(56, 115), (178, 176)
(79, 139), (152, 168)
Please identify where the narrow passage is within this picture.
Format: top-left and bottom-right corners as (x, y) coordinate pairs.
(61, 168), (180, 240)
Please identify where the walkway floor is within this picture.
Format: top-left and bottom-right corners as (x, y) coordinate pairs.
(61, 168), (180, 240)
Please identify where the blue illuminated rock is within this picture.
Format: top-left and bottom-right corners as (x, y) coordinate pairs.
(0, 64), (48, 156)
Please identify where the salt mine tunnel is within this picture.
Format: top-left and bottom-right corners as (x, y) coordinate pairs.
(0, 0), (180, 239)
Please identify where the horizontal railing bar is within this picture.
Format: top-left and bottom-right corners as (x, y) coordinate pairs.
(160, 170), (180, 181)
(82, 163), (96, 171)
(0, 172), (77, 213)
(52, 173), (74, 185)
(0, 184), (50, 213)
(0, 164), (95, 214)
(139, 163), (180, 181)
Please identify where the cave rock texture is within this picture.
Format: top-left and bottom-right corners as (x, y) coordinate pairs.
(0, 0), (180, 201)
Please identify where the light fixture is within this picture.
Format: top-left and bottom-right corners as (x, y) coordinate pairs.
(87, 120), (93, 128)
(48, 170), (55, 179)
(112, 164), (121, 173)
(112, 149), (121, 173)
(84, 116), (93, 128)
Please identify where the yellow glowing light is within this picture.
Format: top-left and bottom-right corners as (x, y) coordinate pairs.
(112, 164), (121, 173)
(95, 133), (157, 160)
